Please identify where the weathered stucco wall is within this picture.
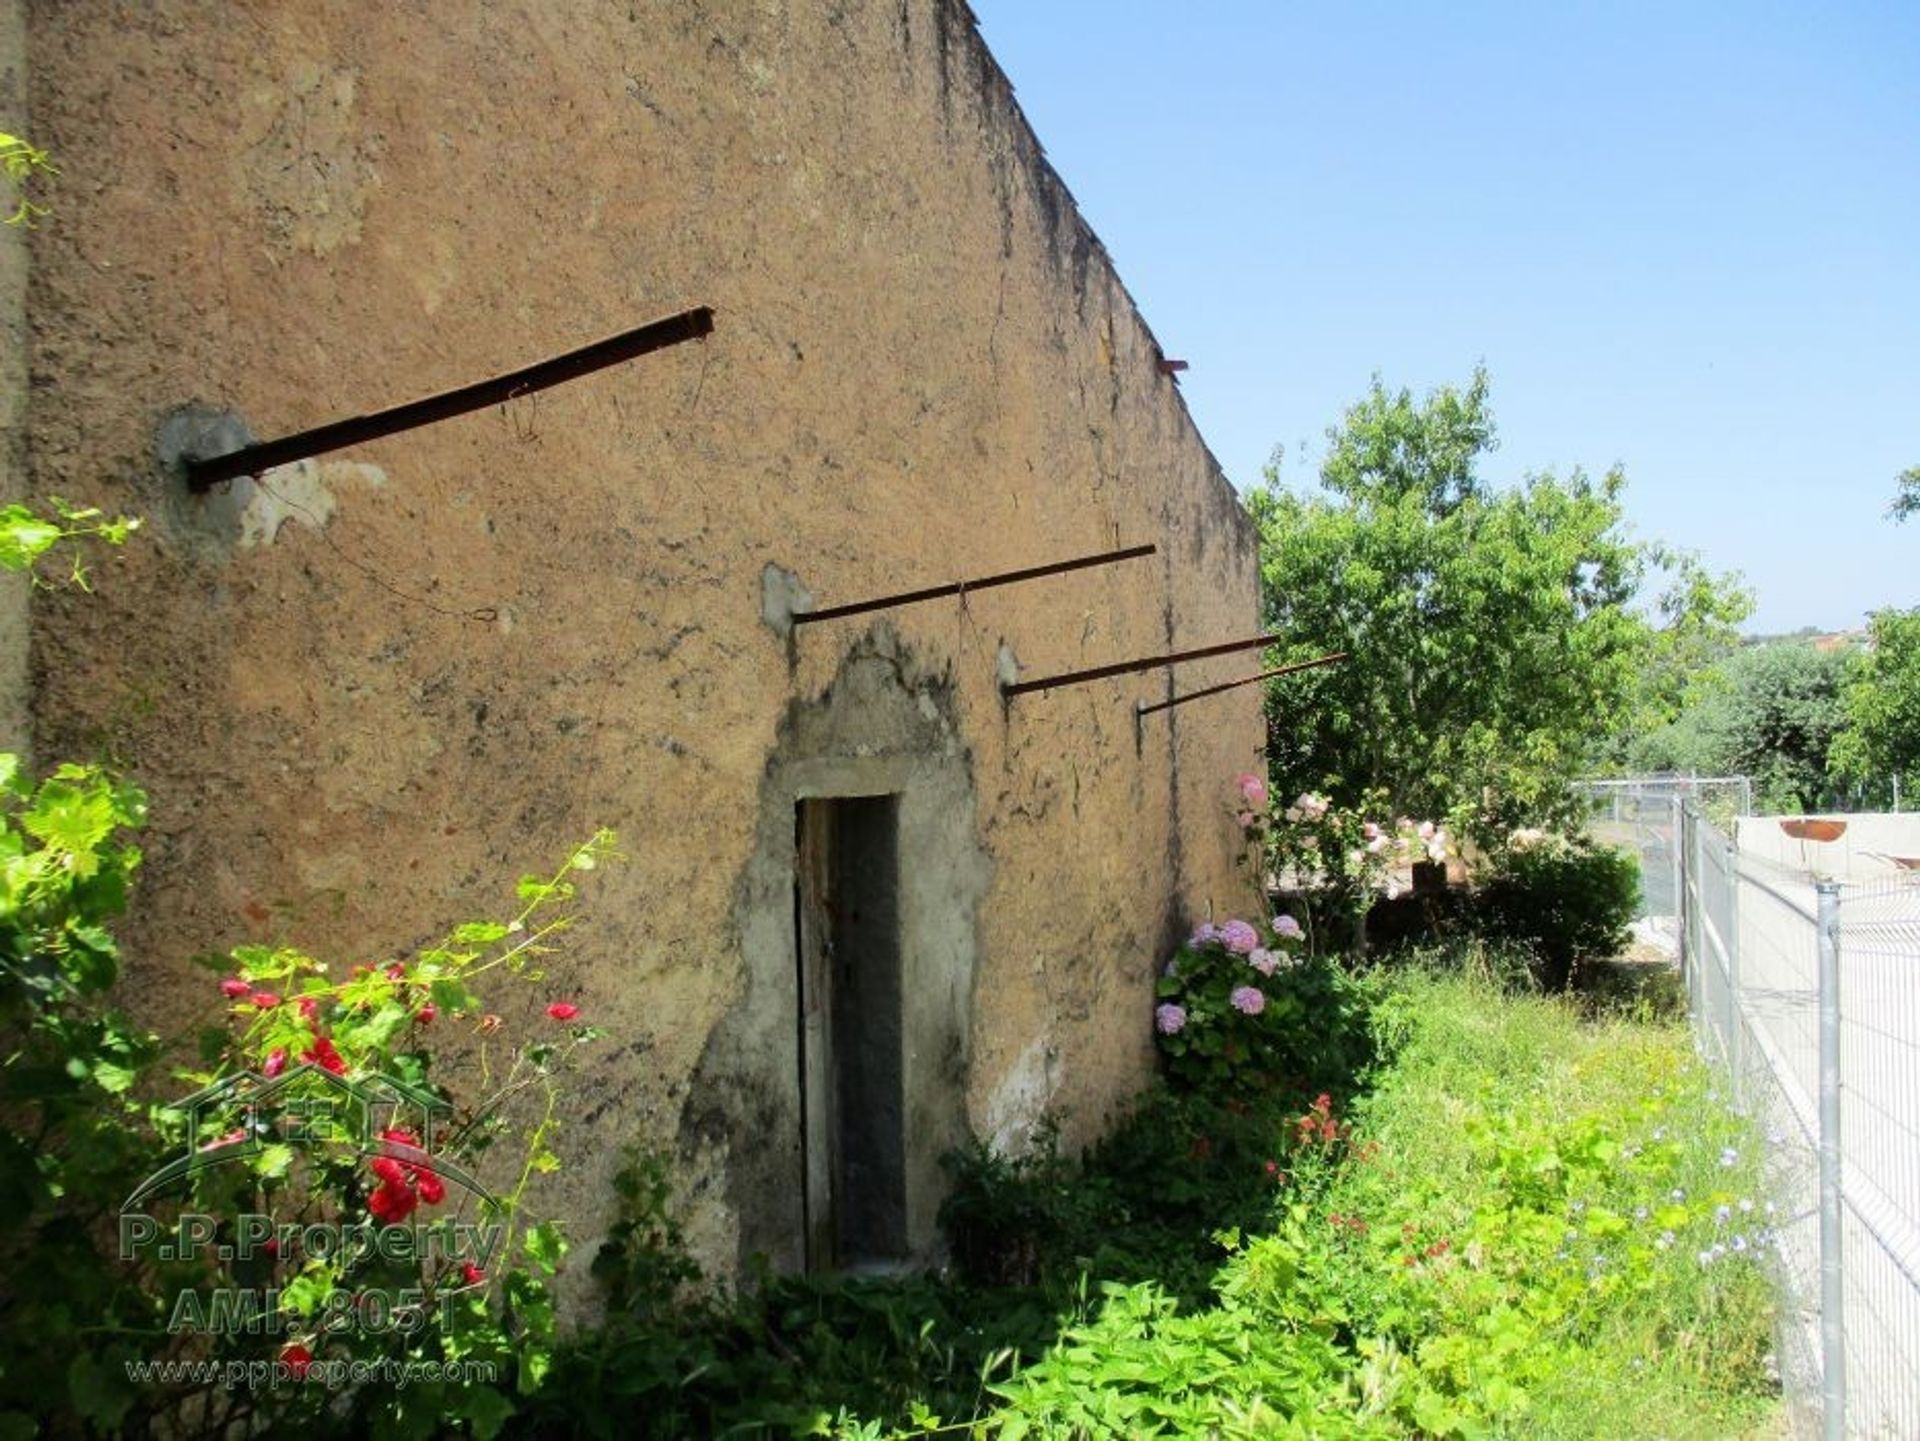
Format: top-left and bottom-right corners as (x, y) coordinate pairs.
(25, 0), (1262, 1278)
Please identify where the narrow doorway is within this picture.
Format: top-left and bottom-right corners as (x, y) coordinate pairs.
(793, 795), (907, 1271)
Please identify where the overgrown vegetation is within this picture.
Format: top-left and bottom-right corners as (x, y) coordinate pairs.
(0, 508), (614, 1437)
(517, 960), (1778, 1438)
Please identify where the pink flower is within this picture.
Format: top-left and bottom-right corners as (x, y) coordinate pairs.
(1272, 914), (1304, 941)
(249, 990), (281, 1010)
(220, 977), (251, 999)
(1219, 920), (1259, 955)
(1236, 773), (1268, 809)
(1190, 922), (1221, 946)
(415, 1004), (437, 1025)
(546, 1001), (581, 1022)
(1249, 949), (1279, 977)
(1235, 811), (1256, 828)
(262, 1047), (288, 1079)
(1229, 986), (1266, 1016)
(1154, 1002), (1188, 1035)
(461, 1262), (486, 1286)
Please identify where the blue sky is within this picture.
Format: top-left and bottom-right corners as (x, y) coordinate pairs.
(970, 2), (1919, 634)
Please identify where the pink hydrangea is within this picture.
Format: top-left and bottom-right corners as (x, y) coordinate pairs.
(1219, 919), (1259, 954)
(1155, 1002), (1188, 1035)
(1236, 772), (1269, 809)
(1190, 922), (1221, 946)
(1229, 986), (1266, 1016)
(1249, 949), (1279, 977)
(1272, 914), (1304, 941)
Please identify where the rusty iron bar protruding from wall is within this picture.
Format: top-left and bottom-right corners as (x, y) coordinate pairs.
(793, 543), (1157, 626)
(1003, 630), (1290, 700)
(184, 306), (716, 491)
(1135, 650), (1346, 718)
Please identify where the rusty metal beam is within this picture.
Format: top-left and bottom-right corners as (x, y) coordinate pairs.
(794, 543), (1156, 625)
(1135, 650), (1346, 718)
(1003, 630), (1288, 699)
(185, 306), (715, 491)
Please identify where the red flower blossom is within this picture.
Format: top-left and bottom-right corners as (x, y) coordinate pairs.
(545, 1001), (580, 1022)
(415, 1004), (437, 1025)
(417, 1172), (446, 1206)
(370, 1155), (408, 1187)
(262, 1047), (288, 1079)
(282, 1343), (314, 1380)
(301, 1036), (347, 1076)
(296, 996), (320, 1021)
(368, 1179), (418, 1223)
(249, 991), (281, 1010)
(220, 977), (251, 999)
(461, 1262), (486, 1286)
(384, 962), (406, 981)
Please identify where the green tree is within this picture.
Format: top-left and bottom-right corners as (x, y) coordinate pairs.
(1833, 608), (1920, 799)
(1633, 641), (1857, 812)
(1248, 369), (1740, 838)
(1891, 465), (1919, 524)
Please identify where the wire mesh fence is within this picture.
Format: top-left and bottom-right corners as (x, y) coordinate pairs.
(1670, 801), (1920, 1438)
(1573, 775), (1752, 922)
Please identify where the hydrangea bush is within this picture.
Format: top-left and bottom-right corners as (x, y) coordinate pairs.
(1153, 906), (1376, 1097)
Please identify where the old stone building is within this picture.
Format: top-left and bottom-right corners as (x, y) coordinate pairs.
(3, 1), (1261, 1276)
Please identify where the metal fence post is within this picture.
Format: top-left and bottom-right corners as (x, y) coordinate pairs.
(1674, 795), (1688, 985)
(1726, 847), (1743, 1106)
(1817, 878), (1846, 1441)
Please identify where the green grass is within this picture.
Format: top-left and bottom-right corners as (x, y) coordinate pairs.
(981, 962), (1780, 1439)
(524, 955), (1781, 1439)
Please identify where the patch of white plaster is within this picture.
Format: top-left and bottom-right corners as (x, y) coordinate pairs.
(238, 459), (386, 549)
(981, 1035), (1060, 1155)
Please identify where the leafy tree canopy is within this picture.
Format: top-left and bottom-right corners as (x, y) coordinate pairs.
(1630, 640), (1857, 813)
(1833, 607), (1920, 796)
(1891, 465), (1920, 524)
(1248, 368), (1748, 838)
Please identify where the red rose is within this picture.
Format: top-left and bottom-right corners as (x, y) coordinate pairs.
(369, 1180), (418, 1223)
(301, 1036), (346, 1076)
